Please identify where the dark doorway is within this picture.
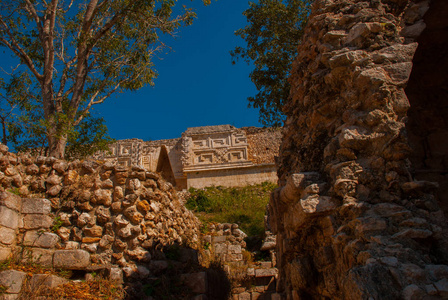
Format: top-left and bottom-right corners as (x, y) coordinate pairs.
(156, 145), (177, 187)
(405, 0), (448, 216)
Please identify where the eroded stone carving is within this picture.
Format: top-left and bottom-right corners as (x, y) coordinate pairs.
(93, 126), (282, 189)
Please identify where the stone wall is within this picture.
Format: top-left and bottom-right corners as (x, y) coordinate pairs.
(246, 127), (282, 165)
(270, 0), (448, 299)
(0, 144), (208, 299)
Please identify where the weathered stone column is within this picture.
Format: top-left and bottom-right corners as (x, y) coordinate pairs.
(270, 0), (448, 298)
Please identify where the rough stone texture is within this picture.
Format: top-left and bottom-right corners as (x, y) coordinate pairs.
(53, 250), (90, 269)
(0, 270), (27, 293)
(181, 272), (208, 294)
(0, 207), (19, 230)
(28, 274), (68, 289)
(21, 198), (51, 214)
(270, 0), (448, 299)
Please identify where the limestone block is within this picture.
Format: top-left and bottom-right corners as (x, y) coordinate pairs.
(83, 225), (103, 237)
(400, 20), (426, 38)
(137, 265), (150, 278)
(425, 265), (448, 281)
(0, 207), (19, 230)
(22, 214), (53, 229)
(99, 235), (114, 249)
(0, 226), (16, 245)
(47, 185), (62, 197)
(4, 167), (18, 176)
(81, 242), (98, 253)
(0, 293), (20, 299)
(181, 272), (207, 294)
(255, 268), (277, 278)
(214, 243), (227, 255)
(101, 179), (114, 189)
(402, 284), (426, 300)
(434, 278), (448, 297)
(93, 189), (112, 206)
(57, 227), (70, 242)
(123, 206), (143, 224)
(77, 212), (93, 227)
(29, 274), (68, 290)
(0, 247), (11, 261)
(25, 164), (39, 175)
(238, 292), (251, 300)
(64, 169), (79, 185)
(212, 236), (226, 244)
(52, 161), (68, 173)
(392, 228), (433, 240)
(0, 192), (21, 211)
(46, 174), (61, 186)
(53, 250), (90, 269)
(23, 231), (60, 248)
(21, 198), (51, 214)
(0, 270), (27, 293)
(65, 241), (80, 250)
(22, 248), (54, 267)
(109, 266), (123, 283)
(228, 245), (242, 254)
(260, 261), (272, 269)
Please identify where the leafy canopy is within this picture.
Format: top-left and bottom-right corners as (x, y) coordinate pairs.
(231, 0), (311, 127)
(0, 0), (209, 158)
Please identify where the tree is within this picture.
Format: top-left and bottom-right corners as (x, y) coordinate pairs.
(0, 0), (209, 158)
(231, 0), (311, 127)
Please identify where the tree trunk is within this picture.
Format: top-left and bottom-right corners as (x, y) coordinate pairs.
(47, 132), (67, 159)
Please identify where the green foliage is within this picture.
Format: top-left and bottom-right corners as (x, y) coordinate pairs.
(186, 182), (277, 237)
(0, 0), (210, 157)
(7, 188), (20, 196)
(231, 0), (311, 127)
(51, 216), (63, 233)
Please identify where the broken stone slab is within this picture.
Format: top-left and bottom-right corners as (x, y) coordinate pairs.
(300, 195), (336, 214)
(280, 172), (321, 203)
(181, 272), (207, 294)
(0, 270), (27, 294)
(53, 250), (90, 269)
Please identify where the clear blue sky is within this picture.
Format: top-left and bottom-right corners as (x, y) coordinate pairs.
(97, 0), (262, 141)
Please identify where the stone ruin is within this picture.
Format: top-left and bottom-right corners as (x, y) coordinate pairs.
(0, 143), (281, 299)
(270, 0), (448, 299)
(93, 125), (282, 190)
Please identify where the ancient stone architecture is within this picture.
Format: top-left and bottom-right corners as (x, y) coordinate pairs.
(270, 0), (448, 299)
(0, 144), (280, 299)
(94, 125), (281, 190)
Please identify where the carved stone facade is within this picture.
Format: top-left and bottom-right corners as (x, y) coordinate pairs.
(94, 125), (281, 189)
